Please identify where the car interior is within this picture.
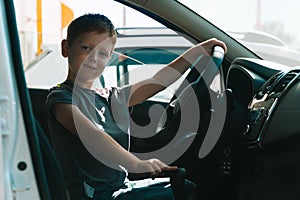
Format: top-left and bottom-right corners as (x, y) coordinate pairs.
(5, 0), (300, 199)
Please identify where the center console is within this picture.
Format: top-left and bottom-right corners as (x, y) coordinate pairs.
(242, 70), (300, 146)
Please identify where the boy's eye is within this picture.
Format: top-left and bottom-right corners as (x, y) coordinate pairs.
(98, 51), (109, 58)
(82, 46), (92, 51)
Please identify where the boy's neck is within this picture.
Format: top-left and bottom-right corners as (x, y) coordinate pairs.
(66, 75), (94, 90)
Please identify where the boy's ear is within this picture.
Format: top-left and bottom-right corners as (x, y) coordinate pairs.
(61, 39), (69, 57)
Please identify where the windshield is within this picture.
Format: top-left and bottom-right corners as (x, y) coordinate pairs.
(178, 0), (300, 67)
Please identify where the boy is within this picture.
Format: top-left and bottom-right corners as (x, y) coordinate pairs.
(46, 13), (226, 199)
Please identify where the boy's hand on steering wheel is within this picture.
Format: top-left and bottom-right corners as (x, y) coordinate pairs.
(199, 38), (227, 55)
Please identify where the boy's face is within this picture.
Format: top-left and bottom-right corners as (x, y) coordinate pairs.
(62, 31), (114, 83)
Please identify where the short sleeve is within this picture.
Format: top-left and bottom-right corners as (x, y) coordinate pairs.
(45, 87), (74, 119)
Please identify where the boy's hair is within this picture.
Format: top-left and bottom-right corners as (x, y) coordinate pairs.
(66, 13), (116, 46)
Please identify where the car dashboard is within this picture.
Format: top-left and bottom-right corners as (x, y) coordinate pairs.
(225, 57), (300, 199)
(226, 58), (300, 151)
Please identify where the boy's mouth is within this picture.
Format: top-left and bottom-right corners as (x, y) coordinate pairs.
(83, 64), (97, 70)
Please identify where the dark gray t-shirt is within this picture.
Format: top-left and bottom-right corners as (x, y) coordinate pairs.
(46, 81), (131, 198)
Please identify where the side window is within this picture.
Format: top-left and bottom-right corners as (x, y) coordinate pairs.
(14, 0), (193, 102)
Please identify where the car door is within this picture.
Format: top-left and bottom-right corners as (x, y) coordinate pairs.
(1, 0), (70, 199)
(0, 0), (50, 199)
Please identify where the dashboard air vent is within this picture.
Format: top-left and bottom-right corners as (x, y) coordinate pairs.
(271, 71), (298, 94)
(255, 72), (283, 99)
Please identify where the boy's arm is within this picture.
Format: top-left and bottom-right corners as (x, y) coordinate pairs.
(52, 103), (177, 174)
(127, 38), (227, 107)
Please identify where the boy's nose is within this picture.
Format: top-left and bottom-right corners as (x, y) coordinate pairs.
(88, 52), (98, 63)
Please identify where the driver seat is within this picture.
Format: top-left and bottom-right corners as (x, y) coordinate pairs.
(29, 88), (70, 199)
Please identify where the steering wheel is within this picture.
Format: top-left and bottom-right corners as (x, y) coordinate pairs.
(129, 46), (225, 199)
(161, 46), (226, 193)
